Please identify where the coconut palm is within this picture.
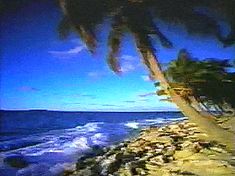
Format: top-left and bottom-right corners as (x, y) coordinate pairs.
(165, 49), (235, 116)
(58, 0), (235, 73)
(57, 0), (235, 151)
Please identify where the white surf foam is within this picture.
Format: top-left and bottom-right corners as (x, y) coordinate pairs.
(75, 122), (104, 132)
(65, 136), (90, 151)
(1, 122), (107, 156)
(90, 133), (107, 145)
(124, 122), (139, 129)
(144, 118), (164, 123)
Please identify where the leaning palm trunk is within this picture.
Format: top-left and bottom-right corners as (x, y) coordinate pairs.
(187, 96), (218, 119)
(136, 47), (234, 152)
(59, 0), (234, 152)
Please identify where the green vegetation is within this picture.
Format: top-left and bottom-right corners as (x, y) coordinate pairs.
(160, 49), (235, 116)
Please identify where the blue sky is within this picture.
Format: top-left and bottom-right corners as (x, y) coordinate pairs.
(0, 1), (234, 111)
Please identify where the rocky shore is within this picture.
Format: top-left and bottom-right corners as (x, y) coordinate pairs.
(64, 120), (235, 176)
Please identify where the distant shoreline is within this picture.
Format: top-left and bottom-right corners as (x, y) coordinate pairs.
(0, 109), (181, 113)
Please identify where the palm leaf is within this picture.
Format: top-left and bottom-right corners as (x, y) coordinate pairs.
(107, 15), (124, 73)
(156, 89), (168, 96)
(57, 16), (71, 40)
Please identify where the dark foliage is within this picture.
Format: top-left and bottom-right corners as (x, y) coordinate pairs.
(58, 0), (235, 73)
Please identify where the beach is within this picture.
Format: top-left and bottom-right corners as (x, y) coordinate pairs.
(0, 111), (186, 175)
(64, 120), (235, 176)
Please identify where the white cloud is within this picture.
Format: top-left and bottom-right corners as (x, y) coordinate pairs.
(138, 92), (156, 97)
(88, 71), (106, 79)
(120, 62), (135, 73)
(73, 93), (96, 99)
(121, 55), (136, 61)
(119, 55), (141, 73)
(88, 71), (99, 77)
(49, 45), (86, 58)
(141, 75), (152, 82)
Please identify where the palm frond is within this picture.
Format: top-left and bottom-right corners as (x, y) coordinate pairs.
(153, 26), (173, 48)
(107, 15), (124, 73)
(156, 89), (168, 96)
(57, 16), (71, 40)
(75, 25), (97, 53)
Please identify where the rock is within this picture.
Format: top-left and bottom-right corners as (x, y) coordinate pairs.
(4, 155), (29, 168)
(149, 155), (165, 166)
(145, 152), (155, 158)
(63, 170), (75, 176)
(100, 154), (117, 175)
(163, 146), (176, 157)
(105, 159), (121, 174)
(128, 160), (146, 175)
(75, 167), (93, 176)
(66, 120), (235, 176)
(157, 127), (165, 132)
(151, 136), (173, 145)
(92, 145), (105, 155)
(184, 123), (197, 129)
(198, 141), (211, 148)
(192, 142), (203, 153)
(178, 123), (185, 129)
(144, 146), (152, 150)
(154, 148), (163, 155)
(170, 134), (184, 142)
(179, 171), (197, 175)
(165, 156), (174, 163)
(210, 147), (227, 153)
(120, 152), (136, 162)
(76, 158), (96, 170)
(118, 167), (132, 176)
(181, 141), (193, 149)
(135, 167), (146, 175)
(155, 144), (165, 149)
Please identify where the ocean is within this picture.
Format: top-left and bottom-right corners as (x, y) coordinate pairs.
(0, 110), (185, 176)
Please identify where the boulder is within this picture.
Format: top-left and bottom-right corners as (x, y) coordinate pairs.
(210, 147), (227, 153)
(150, 136), (173, 145)
(163, 146), (176, 157)
(149, 155), (165, 166)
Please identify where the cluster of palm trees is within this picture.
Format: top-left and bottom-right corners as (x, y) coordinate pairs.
(57, 0), (235, 150)
(156, 49), (235, 116)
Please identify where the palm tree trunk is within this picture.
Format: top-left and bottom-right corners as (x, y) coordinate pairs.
(137, 49), (234, 152)
(188, 96), (202, 112)
(188, 96), (219, 119)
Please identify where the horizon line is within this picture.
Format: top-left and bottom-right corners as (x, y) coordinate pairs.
(0, 109), (180, 113)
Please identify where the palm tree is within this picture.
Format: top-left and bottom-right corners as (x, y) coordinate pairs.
(165, 49), (235, 115)
(58, 0), (235, 151)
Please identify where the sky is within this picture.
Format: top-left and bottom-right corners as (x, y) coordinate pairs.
(0, 1), (234, 111)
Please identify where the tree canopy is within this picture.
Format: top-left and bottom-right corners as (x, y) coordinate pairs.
(165, 49), (235, 114)
(58, 0), (235, 73)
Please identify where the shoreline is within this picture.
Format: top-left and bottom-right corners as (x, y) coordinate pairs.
(63, 120), (235, 176)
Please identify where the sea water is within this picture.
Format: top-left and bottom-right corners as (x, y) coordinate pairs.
(0, 110), (185, 175)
